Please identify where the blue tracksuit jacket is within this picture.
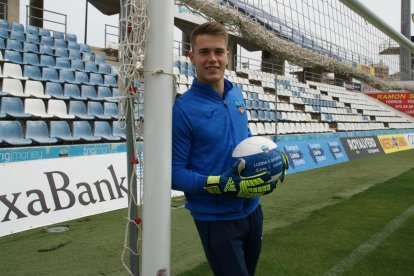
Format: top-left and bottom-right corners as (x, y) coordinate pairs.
(172, 78), (259, 221)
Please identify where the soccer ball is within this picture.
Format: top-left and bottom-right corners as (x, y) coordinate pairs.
(232, 136), (285, 182)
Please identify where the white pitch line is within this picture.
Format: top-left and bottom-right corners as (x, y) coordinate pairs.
(325, 203), (414, 276)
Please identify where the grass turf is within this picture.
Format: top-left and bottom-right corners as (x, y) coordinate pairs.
(0, 149), (413, 275)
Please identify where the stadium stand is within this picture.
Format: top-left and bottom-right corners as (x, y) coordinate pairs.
(0, 19), (413, 148)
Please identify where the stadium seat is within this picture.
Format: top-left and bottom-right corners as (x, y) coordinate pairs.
(79, 43), (91, 53)
(0, 28), (8, 39)
(82, 52), (95, 62)
(4, 50), (23, 63)
(71, 59), (84, 71)
(39, 44), (54, 56)
(40, 35), (54, 47)
(22, 52), (40, 66)
(11, 22), (24, 33)
(2, 63), (28, 80)
(55, 47), (69, 58)
(42, 67), (64, 83)
(68, 49), (81, 60)
(87, 101), (112, 119)
(0, 97), (31, 118)
(66, 33), (77, 42)
(277, 122), (286, 135)
(1, 78), (27, 97)
(0, 38), (5, 49)
(45, 82), (69, 100)
(24, 80), (50, 99)
(96, 86), (113, 101)
(38, 28), (51, 37)
(55, 57), (71, 69)
(47, 99), (75, 119)
(54, 38), (67, 49)
(250, 110), (258, 121)
(112, 121), (126, 140)
(98, 64), (111, 75)
(25, 33), (40, 44)
(84, 60), (98, 73)
(103, 75), (117, 87)
(23, 42), (39, 53)
(40, 54), (55, 67)
(112, 88), (121, 101)
(95, 54), (105, 64)
(72, 121), (102, 142)
(23, 64), (45, 81)
(248, 123), (258, 136)
(6, 39), (23, 52)
(68, 100), (94, 120)
(89, 73), (104, 86)
(256, 122), (266, 135)
(67, 41), (80, 51)
(25, 120), (58, 144)
(26, 25), (39, 35)
(0, 121), (32, 146)
(52, 31), (64, 40)
(64, 83), (86, 100)
(0, 19), (10, 29)
(103, 102), (119, 119)
(10, 30), (25, 42)
(49, 120), (81, 142)
(94, 121), (121, 141)
(59, 68), (76, 83)
(74, 71), (90, 84)
(24, 98), (54, 118)
(81, 85), (99, 100)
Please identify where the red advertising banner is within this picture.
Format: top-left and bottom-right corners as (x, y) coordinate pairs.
(368, 92), (414, 117)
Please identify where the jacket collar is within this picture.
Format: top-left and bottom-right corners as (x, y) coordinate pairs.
(191, 78), (234, 101)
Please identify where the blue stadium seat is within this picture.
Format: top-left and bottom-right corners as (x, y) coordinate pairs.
(68, 49), (81, 60)
(68, 100), (93, 119)
(66, 33), (77, 42)
(55, 47), (68, 58)
(94, 121), (121, 141)
(79, 43), (91, 53)
(94, 54), (105, 64)
(52, 31), (64, 40)
(42, 67), (64, 83)
(38, 28), (51, 37)
(24, 65), (45, 81)
(81, 85), (99, 101)
(84, 60), (98, 72)
(0, 37), (5, 49)
(67, 41), (80, 51)
(59, 68), (77, 83)
(45, 82), (69, 100)
(87, 101), (111, 119)
(245, 100), (252, 109)
(49, 120), (81, 142)
(72, 121), (102, 142)
(25, 120), (58, 144)
(71, 59), (84, 71)
(9, 30), (25, 42)
(252, 100), (259, 110)
(54, 38), (67, 49)
(97, 86), (113, 101)
(25, 33), (40, 44)
(26, 25), (39, 35)
(0, 19), (10, 29)
(23, 42), (39, 53)
(0, 28), (8, 39)
(258, 110), (266, 121)
(55, 57), (71, 69)
(89, 73), (104, 86)
(250, 110), (258, 121)
(22, 52), (40, 66)
(74, 71), (89, 84)
(98, 64), (111, 74)
(40, 55), (56, 67)
(103, 75), (117, 87)
(11, 22), (24, 32)
(112, 121), (126, 140)
(39, 44), (54, 56)
(40, 35), (54, 47)
(6, 39), (23, 52)
(64, 83), (86, 100)
(0, 97), (31, 118)
(82, 52), (95, 62)
(0, 121), (32, 146)
(104, 102), (119, 119)
(112, 88), (120, 100)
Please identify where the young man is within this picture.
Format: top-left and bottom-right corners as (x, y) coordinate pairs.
(172, 22), (277, 276)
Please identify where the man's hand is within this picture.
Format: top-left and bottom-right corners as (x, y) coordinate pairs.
(205, 159), (275, 198)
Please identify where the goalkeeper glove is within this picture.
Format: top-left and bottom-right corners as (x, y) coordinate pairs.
(205, 159), (275, 198)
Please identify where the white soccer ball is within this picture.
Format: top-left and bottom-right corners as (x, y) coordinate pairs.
(232, 136), (285, 182)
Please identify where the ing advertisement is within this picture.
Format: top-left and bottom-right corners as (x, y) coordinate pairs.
(340, 136), (384, 160)
(377, 134), (411, 154)
(368, 92), (414, 117)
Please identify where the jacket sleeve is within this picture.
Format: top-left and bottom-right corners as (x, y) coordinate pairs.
(172, 104), (209, 194)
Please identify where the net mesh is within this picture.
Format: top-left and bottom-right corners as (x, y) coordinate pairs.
(177, 0), (414, 92)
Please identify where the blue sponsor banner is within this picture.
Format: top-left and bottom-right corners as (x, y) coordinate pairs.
(0, 143), (127, 164)
(277, 138), (349, 174)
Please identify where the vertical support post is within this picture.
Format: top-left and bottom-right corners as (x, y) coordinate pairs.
(120, 1), (139, 275)
(84, 0), (88, 45)
(274, 73), (278, 142)
(400, 0), (411, 80)
(142, 0), (173, 275)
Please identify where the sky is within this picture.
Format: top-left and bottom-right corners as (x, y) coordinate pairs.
(18, 0), (412, 49)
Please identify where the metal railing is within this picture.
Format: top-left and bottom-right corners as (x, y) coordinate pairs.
(0, 1), (7, 20)
(26, 5), (67, 34)
(104, 24), (119, 49)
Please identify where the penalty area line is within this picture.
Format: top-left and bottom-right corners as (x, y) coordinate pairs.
(325, 203), (414, 276)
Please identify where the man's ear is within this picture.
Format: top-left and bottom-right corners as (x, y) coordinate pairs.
(188, 51), (195, 64)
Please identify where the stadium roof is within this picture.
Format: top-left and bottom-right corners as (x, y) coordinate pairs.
(88, 0), (119, 15)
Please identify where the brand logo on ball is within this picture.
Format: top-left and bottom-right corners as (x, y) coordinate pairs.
(260, 145), (269, 153)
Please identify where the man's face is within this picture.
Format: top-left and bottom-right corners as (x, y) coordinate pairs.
(189, 34), (229, 86)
